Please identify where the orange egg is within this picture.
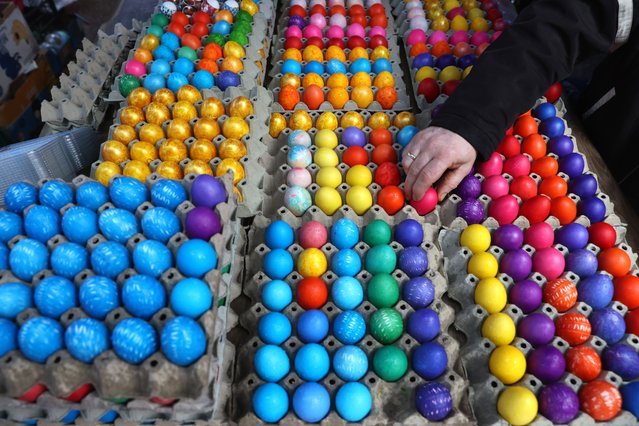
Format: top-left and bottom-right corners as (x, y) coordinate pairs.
(376, 87), (398, 109)
(409, 42), (429, 57)
(303, 45), (324, 62)
(221, 56), (244, 72)
(531, 156), (559, 178)
(203, 43), (223, 61)
(215, 10), (234, 23)
(539, 175), (567, 199)
(598, 247), (631, 278)
(513, 115), (538, 138)
(327, 87), (350, 109)
(351, 86), (374, 108)
(279, 85), (301, 110)
(326, 46), (346, 62)
(550, 195), (577, 225)
(348, 47), (369, 62)
(282, 48), (303, 62)
(302, 85), (325, 109)
(431, 41), (453, 57)
(327, 73), (349, 89)
(133, 48), (153, 64)
(198, 58), (219, 74)
(350, 71), (372, 87)
(453, 42), (473, 58)
(374, 71), (395, 89)
(521, 134), (546, 160)
(302, 73), (325, 88)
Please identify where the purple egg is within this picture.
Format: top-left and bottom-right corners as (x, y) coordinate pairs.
(398, 247), (429, 278)
(415, 382), (452, 421)
(395, 219), (423, 247)
(500, 249), (532, 281)
(403, 276), (435, 309)
(342, 127), (366, 147)
(407, 308), (440, 342)
(568, 174), (598, 199)
(492, 224), (524, 251)
(509, 279), (542, 313)
(453, 174), (481, 199)
(547, 135), (573, 157)
(590, 308), (625, 345)
(190, 175), (227, 209)
(577, 272), (613, 310)
(527, 345), (565, 383)
(458, 54), (477, 69)
(565, 249), (598, 278)
(539, 383), (579, 424)
(185, 207), (222, 240)
(555, 223), (589, 251)
(436, 54), (456, 69)
(539, 116), (565, 138)
(578, 197), (606, 223)
(603, 343), (639, 380)
(558, 153), (585, 178)
(517, 313), (555, 346)
(412, 52), (434, 69)
(456, 198), (485, 225)
(288, 15), (306, 28)
(431, 104), (444, 119)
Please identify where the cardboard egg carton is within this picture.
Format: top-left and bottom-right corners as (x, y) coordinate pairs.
(270, 35), (403, 62)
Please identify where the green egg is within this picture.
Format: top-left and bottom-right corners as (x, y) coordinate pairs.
(206, 33), (226, 47)
(234, 21), (252, 35)
(229, 31), (249, 46)
(367, 273), (399, 308)
(236, 10), (253, 23)
(373, 346), (408, 381)
(370, 308), (403, 344)
(365, 245), (397, 274)
(118, 74), (140, 97)
(363, 219), (392, 246)
(178, 46), (198, 61)
(151, 13), (169, 28)
(146, 24), (164, 38)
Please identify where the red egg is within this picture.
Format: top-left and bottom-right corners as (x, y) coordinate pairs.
(370, 14), (388, 28)
(485, 7), (502, 21)
(368, 3), (386, 17)
(378, 185), (405, 215)
(369, 35), (389, 49)
(555, 312), (591, 346)
(417, 78), (440, 103)
(626, 308), (639, 336)
(477, 152), (503, 177)
(503, 154), (531, 178)
(513, 115), (538, 138)
(370, 128), (392, 146)
(482, 175), (509, 200)
(171, 11), (189, 26)
(579, 381), (622, 422)
(531, 156), (559, 178)
(330, 5), (346, 16)
(190, 22), (209, 38)
(285, 37), (304, 50)
(311, 4), (327, 16)
(476, 42), (491, 56)
(372, 144), (397, 164)
(347, 36), (367, 50)
(545, 82), (563, 103)
(306, 37), (325, 49)
(614, 275), (639, 310)
(510, 175), (537, 201)
(181, 33), (202, 50)
(493, 18), (508, 32)
(520, 195), (551, 224)
(302, 85), (325, 110)
(166, 22), (186, 37)
(565, 346), (601, 382)
(328, 38), (346, 49)
(350, 14), (367, 27)
(496, 135), (521, 158)
(538, 175), (567, 199)
(525, 222), (555, 250)
(374, 162), (401, 187)
(410, 187), (437, 214)
(343, 146), (369, 167)
(453, 42), (473, 58)
(488, 194), (519, 225)
(348, 5), (365, 17)
(297, 277), (327, 309)
(289, 5), (307, 17)
(543, 278), (577, 312)
(588, 222), (617, 249)
(442, 80), (461, 97)
(521, 134), (546, 160)
(550, 195), (577, 225)
(598, 247), (631, 278)
(192, 11), (211, 24)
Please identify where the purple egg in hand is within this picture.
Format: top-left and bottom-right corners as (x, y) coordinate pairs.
(398, 247), (429, 277)
(500, 249), (532, 281)
(453, 174), (481, 199)
(509, 279), (542, 313)
(492, 224), (524, 251)
(457, 198), (484, 225)
(517, 313), (555, 346)
(565, 248), (598, 278)
(527, 345), (566, 383)
(185, 207), (222, 240)
(539, 383), (579, 424)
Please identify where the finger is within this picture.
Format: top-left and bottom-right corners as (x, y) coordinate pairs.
(400, 132), (427, 171)
(412, 159), (449, 201)
(436, 163), (473, 201)
(404, 151), (431, 200)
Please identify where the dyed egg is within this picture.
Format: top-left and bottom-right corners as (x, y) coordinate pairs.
(170, 278), (212, 318)
(454, 174), (481, 199)
(111, 318), (157, 364)
(332, 276), (364, 310)
(579, 381), (622, 421)
(565, 248), (598, 278)
(334, 310), (366, 344)
(410, 187), (438, 215)
(299, 221), (328, 249)
(258, 312), (291, 345)
(255, 344), (290, 382)
(614, 274), (639, 309)
(287, 168), (312, 188)
(18, 316), (63, 363)
(565, 345), (601, 382)
(500, 249), (532, 281)
(295, 345), (328, 382)
(332, 345), (368, 382)
(297, 277), (328, 309)
(538, 383), (579, 424)
(524, 222), (555, 249)
(293, 382), (330, 423)
(468, 252), (498, 279)
(346, 186), (373, 215)
(509, 279), (542, 313)
(492, 224), (524, 251)
(598, 247), (631, 278)
(578, 273), (613, 309)
(475, 277), (507, 313)
(263, 248), (294, 279)
(336, 382), (372, 422)
(297, 309), (329, 343)
(533, 247), (565, 280)
(517, 312), (555, 348)
(590, 307), (625, 344)
(412, 342), (448, 379)
(578, 196), (607, 223)
(569, 174), (598, 198)
(489, 345), (526, 384)
(297, 248), (328, 278)
(9, 239), (49, 282)
(176, 239), (217, 278)
(603, 343), (639, 380)
(122, 275), (166, 319)
(398, 247), (429, 277)
(482, 175), (509, 200)
(373, 345), (408, 381)
(24, 205), (59, 243)
(287, 146), (313, 168)
(457, 199), (485, 225)
(65, 318), (110, 363)
(367, 273), (399, 308)
(544, 278), (577, 312)
(407, 308), (440, 342)
(0, 319), (17, 356)
(482, 312), (516, 346)
(284, 185), (312, 216)
(415, 382), (452, 421)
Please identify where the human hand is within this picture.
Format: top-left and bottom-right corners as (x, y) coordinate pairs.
(402, 126), (477, 202)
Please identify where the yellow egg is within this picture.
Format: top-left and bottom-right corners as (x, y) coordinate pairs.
(463, 66), (473, 79)
(216, 158), (245, 184)
(138, 123), (165, 144)
(470, 17), (490, 32)
(95, 161), (121, 186)
(184, 159), (213, 176)
(460, 224), (491, 253)
(346, 165), (373, 187)
(351, 86), (374, 109)
(282, 48), (303, 62)
(497, 387), (538, 426)
(327, 73), (349, 89)
(314, 187), (343, 215)
(468, 251), (498, 278)
(112, 124), (137, 144)
(348, 47), (369, 62)
(467, 7), (484, 20)
(159, 139), (188, 162)
(229, 96), (254, 118)
(219, 138), (247, 160)
(450, 15), (469, 31)
(269, 113), (287, 138)
(200, 97), (226, 119)
(155, 161), (184, 180)
(302, 45), (324, 62)
(489, 345), (527, 385)
(315, 167), (342, 188)
(439, 66), (462, 84)
(315, 112), (338, 131)
(145, 102), (171, 126)
(373, 71), (395, 89)
(314, 129), (338, 149)
(475, 277), (507, 313)
(393, 111), (416, 129)
(101, 140), (130, 164)
(346, 185), (373, 215)
(130, 141), (158, 164)
(123, 160), (151, 182)
(297, 248), (328, 278)
(194, 117), (221, 140)
(314, 147), (340, 168)
(443, 0), (460, 11)
(177, 84), (202, 103)
(416, 66), (437, 83)
(326, 46), (346, 62)
(190, 139), (217, 162)
(140, 34), (160, 51)
(222, 56), (245, 73)
(463, 0), (478, 9)
(127, 87), (152, 109)
(302, 73), (325, 89)
(119, 106), (145, 127)
(280, 73), (301, 89)
(341, 111), (364, 129)
(223, 41), (246, 59)
(428, 8), (444, 20)
(431, 16), (450, 31)
(167, 118), (193, 141)
(172, 101), (198, 121)
(240, 0), (259, 15)
(368, 112), (391, 129)
(222, 117), (249, 139)
(481, 313), (516, 346)
(152, 88), (176, 106)
(350, 72), (372, 88)
(289, 110), (313, 131)
(371, 46), (390, 61)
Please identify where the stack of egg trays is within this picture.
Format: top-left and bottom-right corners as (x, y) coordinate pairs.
(41, 29), (137, 131)
(230, 212), (473, 424)
(437, 215), (639, 425)
(0, 174), (242, 424)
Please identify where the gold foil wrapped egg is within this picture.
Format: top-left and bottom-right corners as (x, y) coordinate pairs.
(119, 106), (145, 127)
(101, 140), (130, 164)
(177, 85), (202, 103)
(222, 117), (249, 139)
(153, 88), (176, 106)
(155, 161), (184, 180)
(138, 123), (165, 144)
(315, 112), (338, 131)
(190, 139), (217, 162)
(167, 118), (193, 141)
(140, 34), (160, 51)
(280, 73), (301, 89)
(184, 159), (213, 176)
(194, 117), (221, 140)
(394, 111), (417, 129)
(228, 96), (254, 118)
(219, 138), (247, 160)
(222, 56), (244, 73)
(240, 0), (258, 15)
(341, 111), (365, 129)
(216, 158), (245, 184)
(269, 113), (287, 138)
(145, 102), (171, 125)
(159, 138), (188, 162)
(112, 124), (137, 144)
(130, 141), (158, 164)
(223, 41), (246, 59)
(369, 112), (391, 129)
(123, 160), (151, 182)
(172, 101), (198, 121)
(95, 161), (121, 186)
(371, 46), (391, 61)
(127, 87), (152, 109)
(289, 110), (313, 131)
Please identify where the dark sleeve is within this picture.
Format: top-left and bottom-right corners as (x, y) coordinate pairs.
(429, 0), (619, 160)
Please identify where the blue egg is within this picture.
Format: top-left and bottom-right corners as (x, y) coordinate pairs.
(173, 57), (195, 76)
(62, 206), (98, 245)
(603, 343), (639, 380)
(150, 59), (172, 76)
(397, 125), (418, 147)
(167, 72), (189, 92)
(143, 73), (166, 93)
(331, 276), (364, 310)
(253, 383), (289, 423)
(303, 60), (324, 75)
(18, 316), (63, 363)
(170, 278), (212, 318)
(0, 282), (32, 319)
(59, 410), (80, 424)
(153, 44), (176, 61)
(555, 223), (589, 251)
(577, 273), (613, 310)
(331, 249), (362, 277)
(532, 102), (556, 121)
(333, 310), (366, 344)
(79, 275), (119, 320)
(98, 410), (119, 423)
(590, 307), (626, 344)
(407, 308), (440, 342)
(51, 242), (88, 280)
(336, 382), (372, 422)
(333, 345), (368, 381)
(4, 182), (38, 213)
(547, 135), (574, 157)
(98, 208), (139, 244)
(565, 249), (598, 278)
(296, 309), (329, 343)
(569, 174), (598, 199)
(349, 58), (372, 74)
(330, 218), (359, 249)
(192, 70), (215, 90)
(412, 342), (448, 379)
(109, 177), (148, 212)
(295, 343), (329, 381)
(111, 318), (157, 364)
(281, 59), (302, 75)
(217, 71), (240, 91)
(213, 20), (232, 35)
(151, 180), (187, 211)
(415, 382), (453, 421)
(161, 316), (207, 366)
(622, 382), (639, 417)
(160, 32), (180, 50)
(76, 182), (108, 211)
(458, 54), (476, 70)
(262, 279), (293, 312)
(265, 220), (295, 249)
(133, 240), (172, 278)
(176, 239), (217, 278)
(0, 318), (17, 356)
(255, 344), (290, 382)
(403, 276), (435, 309)
(65, 318), (110, 363)
(34, 276), (77, 319)
(264, 248), (294, 279)
(326, 58), (347, 75)
(9, 238), (49, 282)
(39, 180), (73, 210)
(24, 205), (59, 243)
(436, 54), (456, 69)
(539, 116), (565, 138)
(558, 152), (585, 178)
(91, 241), (130, 279)
(0, 211), (23, 243)
(372, 58), (392, 74)
(0, 243), (6, 270)
(412, 52), (434, 69)
(259, 312), (292, 345)
(578, 197), (606, 223)
(141, 207), (180, 243)
(293, 382), (330, 423)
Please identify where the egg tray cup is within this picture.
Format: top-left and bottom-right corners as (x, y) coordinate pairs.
(270, 34), (403, 61)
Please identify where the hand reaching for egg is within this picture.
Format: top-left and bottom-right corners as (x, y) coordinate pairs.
(402, 126), (477, 202)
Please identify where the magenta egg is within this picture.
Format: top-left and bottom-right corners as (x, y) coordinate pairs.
(368, 26), (386, 38)
(346, 23), (366, 38)
(491, 31), (503, 42)
(488, 194), (519, 225)
(299, 221), (328, 248)
(482, 175), (510, 200)
(446, 6), (466, 19)
(329, 14), (347, 28)
(328, 0), (343, 5)
(503, 154), (531, 178)
(411, 187), (438, 215)
(470, 31), (490, 46)
(407, 29), (427, 46)
(476, 152), (503, 177)
(303, 24), (323, 39)
(286, 26), (303, 39)
(125, 60), (146, 77)
(533, 247), (565, 280)
(449, 30), (469, 45)
(326, 25), (345, 39)
(500, 249), (532, 281)
(310, 13), (327, 29)
(427, 30), (448, 46)
(524, 222), (555, 250)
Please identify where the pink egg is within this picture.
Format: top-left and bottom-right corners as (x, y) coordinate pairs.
(470, 31), (490, 46)
(524, 222), (555, 250)
(409, 17), (429, 31)
(532, 247), (565, 280)
(447, 6), (466, 19)
(287, 168), (313, 188)
(329, 14), (347, 28)
(286, 26), (303, 39)
(310, 13), (327, 29)
(410, 187), (438, 215)
(449, 30), (469, 45)
(368, 26), (386, 38)
(124, 59), (146, 77)
(476, 152), (503, 177)
(406, 29), (427, 46)
(310, 0), (326, 6)
(488, 194), (519, 225)
(407, 8), (426, 19)
(503, 154), (531, 178)
(326, 25), (345, 39)
(299, 220), (328, 248)
(346, 23), (366, 38)
(482, 175), (509, 199)
(303, 24), (323, 39)
(328, 0), (344, 7)
(491, 31), (503, 42)
(428, 30), (448, 46)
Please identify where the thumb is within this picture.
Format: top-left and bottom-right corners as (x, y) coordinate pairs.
(436, 165), (473, 202)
